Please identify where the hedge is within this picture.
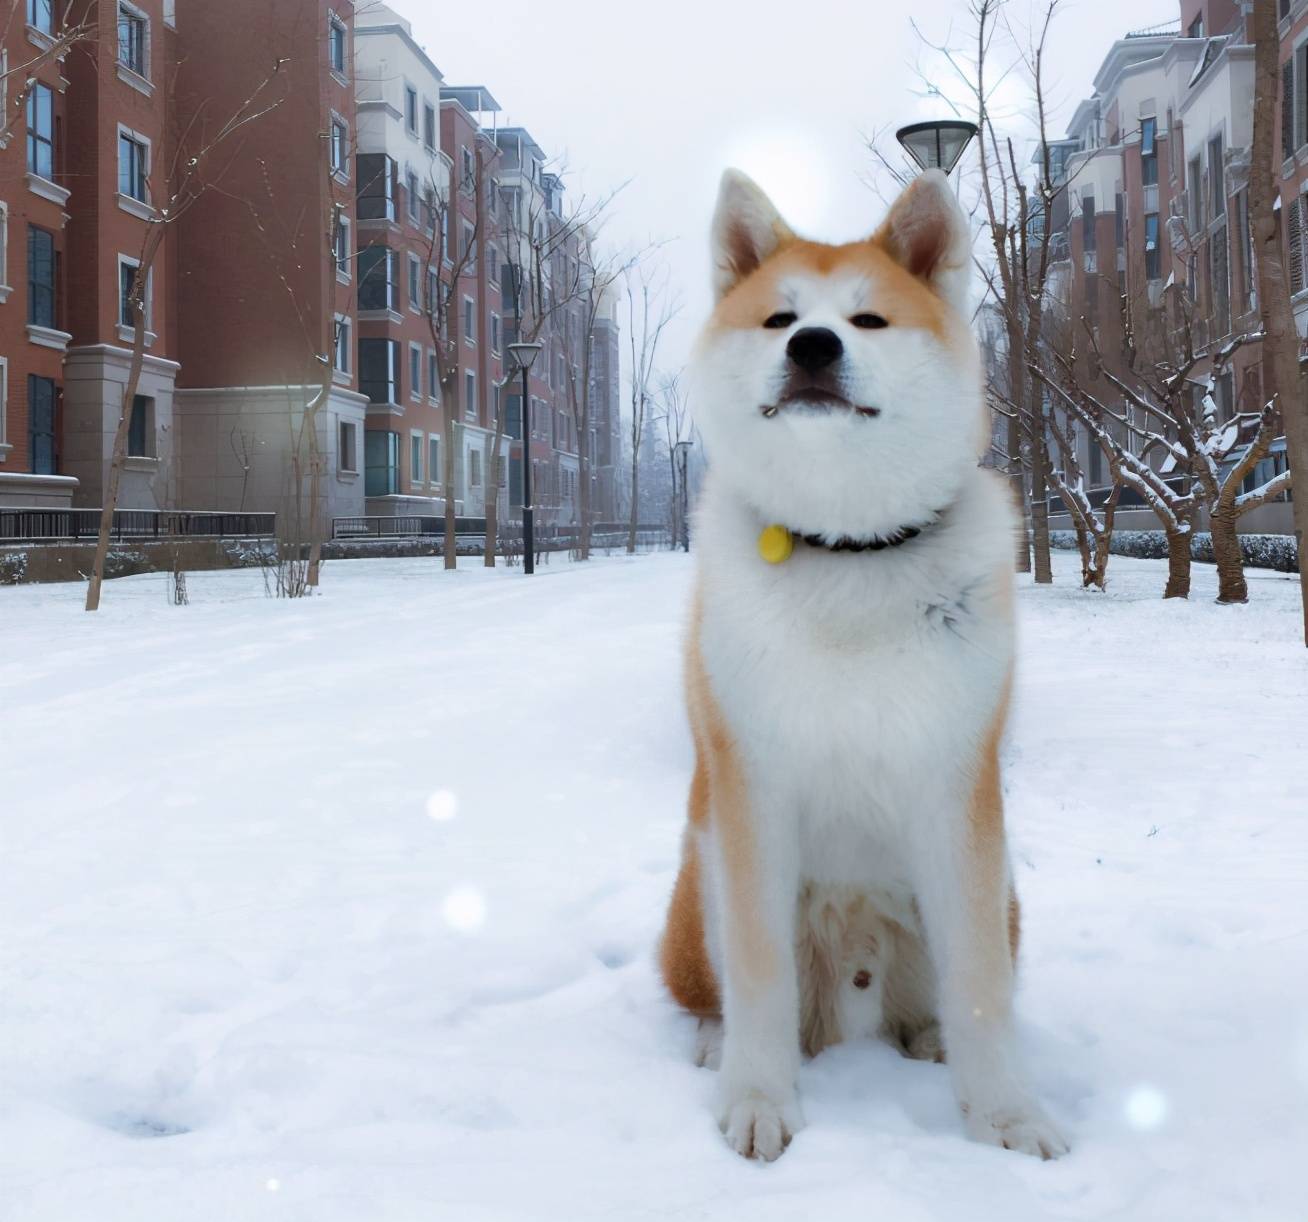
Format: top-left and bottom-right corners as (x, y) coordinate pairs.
(1049, 530), (1299, 574)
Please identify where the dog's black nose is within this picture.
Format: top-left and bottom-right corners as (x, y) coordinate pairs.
(786, 327), (843, 372)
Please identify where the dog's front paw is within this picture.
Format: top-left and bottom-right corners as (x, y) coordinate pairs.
(719, 1090), (801, 1161)
(964, 1097), (1068, 1160)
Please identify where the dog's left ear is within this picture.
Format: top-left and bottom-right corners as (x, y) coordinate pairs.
(710, 169), (794, 301)
(874, 170), (973, 313)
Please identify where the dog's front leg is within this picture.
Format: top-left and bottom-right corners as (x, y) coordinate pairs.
(710, 799), (803, 1161)
(913, 773), (1068, 1159)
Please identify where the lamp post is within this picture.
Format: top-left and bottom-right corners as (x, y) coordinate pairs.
(895, 120), (978, 176)
(507, 339), (543, 574)
(673, 439), (692, 552)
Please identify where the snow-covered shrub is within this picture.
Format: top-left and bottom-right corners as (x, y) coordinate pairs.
(1050, 530), (1298, 573)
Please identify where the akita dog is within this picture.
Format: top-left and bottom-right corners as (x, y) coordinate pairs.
(659, 168), (1067, 1162)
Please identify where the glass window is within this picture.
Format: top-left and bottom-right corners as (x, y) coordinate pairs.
(356, 154), (396, 221)
(428, 352), (438, 399)
(335, 215), (350, 278)
(339, 421), (357, 472)
(464, 370), (475, 418)
(119, 260), (138, 325)
(27, 83), (53, 179)
(330, 118), (347, 176)
(334, 317), (350, 373)
(365, 429), (399, 496)
(405, 86), (417, 134)
(118, 133), (146, 201)
(28, 0), (53, 34)
(359, 338), (401, 405)
(423, 103), (436, 150)
(410, 432), (422, 483)
(118, 4), (147, 76)
(28, 225), (55, 327)
(406, 169), (419, 221)
(410, 345), (421, 398)
(1140, 117), (1157, 187)
(127, 395), (150, 457)
(328, 15), (347, 75)
(357, 246), (396, 311)
(428, 435), (440, 483)
(28, 375), (55, 474)
(1144, 212), (1160, 281)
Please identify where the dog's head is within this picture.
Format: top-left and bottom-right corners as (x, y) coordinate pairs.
(689, 168), (985, 541)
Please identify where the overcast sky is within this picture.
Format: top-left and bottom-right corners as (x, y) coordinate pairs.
(407, 0), (1179, 377)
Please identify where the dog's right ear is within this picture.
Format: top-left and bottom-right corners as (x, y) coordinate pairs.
(710, 169), (792, 301)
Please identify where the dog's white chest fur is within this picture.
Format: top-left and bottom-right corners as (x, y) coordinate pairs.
(695, 468), (1015, 899)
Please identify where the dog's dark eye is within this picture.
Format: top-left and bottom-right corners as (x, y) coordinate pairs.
(763, 312), (797, 329)
(850, 313), (889, 329)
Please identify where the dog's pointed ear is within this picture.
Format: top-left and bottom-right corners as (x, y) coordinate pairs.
(874, 169), (973, 312)
(710, 169), (793, 301)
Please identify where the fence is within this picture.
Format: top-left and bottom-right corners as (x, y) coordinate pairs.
(0, 509), (277, 543)
(331, 515), (671, 552)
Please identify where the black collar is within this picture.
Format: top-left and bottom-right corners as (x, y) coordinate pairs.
(794, 510), (947, 555)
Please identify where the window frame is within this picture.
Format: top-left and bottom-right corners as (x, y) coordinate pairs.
(464, 369), (476, 421)
(117, 125), (149, 203)
(117, 252), (153, 332)
(409, 342), (422, 401)
(463, 294), (476, 344)
(404, 83), (418, 137)
(329, 112), (350, 181)
(333, 313), (351, 376)
(338, 418), (359, 474)
(26, 82), (54, 181)
(335, 213), (351, 283)
(27, 224), (56, 328)
(428, 434), (440, 486)
(28, 373), (56, 474)
(328, 11), (348, 79)
(117, 1), (149, 80)
(28, 0), (53, 35)
(410, 428), (424, 485)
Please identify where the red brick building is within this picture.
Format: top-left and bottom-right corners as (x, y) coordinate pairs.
(1043, 0), (1304, 534)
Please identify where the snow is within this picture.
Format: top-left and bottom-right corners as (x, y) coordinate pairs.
(2, 551), (1306, 1221)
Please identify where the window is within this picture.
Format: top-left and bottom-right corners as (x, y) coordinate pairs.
(464, 369), (476, 419)
(461, 222), (475, 267)
(463, 296), (475, 342)
(1208, 133), (1224, 219)
(423, 102), (436, 150)
(118, 132), (147, 201)
(127, 395), (152, 457)
(335, 214), (351, 280)
(27, 83), (53, 180)
(1210, 225), (1229, 336)
(356, 153), (396, 221)
(1114, 192), (1124, 248)
(0, 357), (7, 453)
(117, 3), (147, 77)
(334, 315), (350, 374)
(408, 253), (421, 310)
(119, 258), (138, 326)
(1281, 44), (1308, 159)
(330, 116), (348, 177)
(1287, 196), (1306, 297)
(426, 266), (438, 315)
(428, 435), (440, 484)
(469, 447), (482, 488)
(428, 351), (438, 400)
(406, 168), (419, 221)
(339, 419), (358, 473)
(1140, 117), (1157, 187)
(28, 375), (55, 474)
(1285, 58), (1297, 162)
(28, 0), (52, 35)
(28, 226), (55, 327)
(1187, 14), (1203, 38)
(487, 245), (497, 283)
(491, 313), (500, 352)
(1188, 155), (1203, 232)
(1081, 195), (1095, 253)
(357, 246), (396, 311)
(1144, 212), (1160, 281)
(359, 338), (401, 404)
(1236, 188), (1254, 312)
(410, 431), (423, 484)
(365, 429), (399, 496)
(328, 12), (347, 77)
(422, 186), (436, 235)
(461, 146), (473, 187)
(410, 343), (421, 400)
(405, 85), (418, 135)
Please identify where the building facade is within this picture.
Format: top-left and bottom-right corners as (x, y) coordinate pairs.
(0, 0), (621, 536)
(1041, 0), (1305, 534)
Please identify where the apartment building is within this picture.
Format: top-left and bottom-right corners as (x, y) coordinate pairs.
(0, 0), (622, 536)
(1043, 0), (1302, 534)
(172, 0), (366, 521)
(0, 0), (178, 510)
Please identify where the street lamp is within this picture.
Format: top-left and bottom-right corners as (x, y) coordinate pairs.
(507, 339), (543, 574)
(895, 120), (978, 175)
(673, 439), (692, 553)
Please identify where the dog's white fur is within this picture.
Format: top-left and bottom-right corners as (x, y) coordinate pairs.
(662, 169), (1067, 1162)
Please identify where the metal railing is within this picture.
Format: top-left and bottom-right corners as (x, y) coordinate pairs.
(0, 509), (277, 543)
(331, 515), (672, 551)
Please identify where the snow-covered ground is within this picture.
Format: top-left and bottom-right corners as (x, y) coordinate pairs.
(2, 550), (1306, 1221)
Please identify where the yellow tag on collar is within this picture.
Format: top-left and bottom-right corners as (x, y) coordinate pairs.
(757, 524), (794, 564)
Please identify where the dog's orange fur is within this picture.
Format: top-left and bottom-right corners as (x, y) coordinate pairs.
(708, 237), (955, 342)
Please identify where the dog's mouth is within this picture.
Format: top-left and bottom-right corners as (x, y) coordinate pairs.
(760, 387), (880, 419)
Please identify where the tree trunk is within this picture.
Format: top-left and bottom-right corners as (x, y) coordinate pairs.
(1250, 0), (1308, 643)
(443, 386), (457, 570)
(578, 451), (592, 560)
(305, 372), (330, 588)
(1029, 441), (1053, 584)
(1164, 529), (1191, 599)
(627, 455), (639, 554)
(1210, 505), (1248, 604)
(484, 449), (499, 568)
(86, 275), (152, 612)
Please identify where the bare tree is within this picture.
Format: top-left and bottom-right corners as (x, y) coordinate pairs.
(85, 60), (288, 612)
(625, 267), (680, 554)
(659, 371), (691, 551)
(1249, 0), (1307, 641)
(0, 1), (96, 146)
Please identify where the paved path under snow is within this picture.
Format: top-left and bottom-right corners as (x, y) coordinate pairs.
(1, 552), (1305, 1221)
